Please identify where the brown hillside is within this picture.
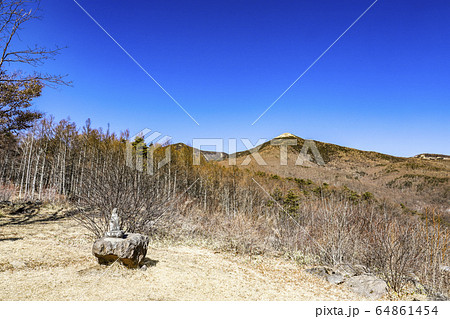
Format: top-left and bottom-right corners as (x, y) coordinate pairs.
(218, 134), (450, 214)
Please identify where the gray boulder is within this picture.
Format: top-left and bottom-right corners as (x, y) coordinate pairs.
(327, 273), (345, 285)
(92, 233), (149, 268)
(345, 275), (387, 300)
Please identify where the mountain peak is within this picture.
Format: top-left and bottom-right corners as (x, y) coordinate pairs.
(275, 132), (298, 139)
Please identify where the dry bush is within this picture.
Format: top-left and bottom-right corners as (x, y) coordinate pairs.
(0, 183), (15, 201)
(154, 184), (449, 296)
(364, 217), (425, 293)
(303, 198), (365, 264)
(418, 209), (450, 296)
(38, 187), (67, 204)
(73, 144), (165, 238)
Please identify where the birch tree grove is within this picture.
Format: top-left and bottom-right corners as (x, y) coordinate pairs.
(0, 116), (273, 218)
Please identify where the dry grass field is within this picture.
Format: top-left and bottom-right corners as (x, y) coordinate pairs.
(0, 204), (366, 301)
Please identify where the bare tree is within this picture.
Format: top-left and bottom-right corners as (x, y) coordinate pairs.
(0, 0), (70, 148)
(0, 0), (68, 84)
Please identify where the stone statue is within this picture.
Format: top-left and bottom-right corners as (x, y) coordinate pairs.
(94, 208), (148, 267)
(105, 208), (125, 238)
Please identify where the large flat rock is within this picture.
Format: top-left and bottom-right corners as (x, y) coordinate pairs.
(92, 233), (149, 268)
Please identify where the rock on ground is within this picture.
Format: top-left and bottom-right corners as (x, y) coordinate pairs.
(344, 275), (387, 300)
(92, 233), (149, 268)
(327, 273), (345, 285)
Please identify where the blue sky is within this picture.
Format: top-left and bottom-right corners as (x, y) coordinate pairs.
(9, 0), (450, 156)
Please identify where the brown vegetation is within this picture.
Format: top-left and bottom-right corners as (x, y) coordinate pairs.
(219, 135), (450, 218)
(0, 119), (448, 298)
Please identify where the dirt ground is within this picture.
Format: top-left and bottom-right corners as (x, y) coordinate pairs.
(0, 204), (364, 301)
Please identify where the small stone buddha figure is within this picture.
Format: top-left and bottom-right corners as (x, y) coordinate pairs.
(105, 208), (125, 238)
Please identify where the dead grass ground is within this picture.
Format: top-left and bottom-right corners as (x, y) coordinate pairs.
(0, 204), (365, 301)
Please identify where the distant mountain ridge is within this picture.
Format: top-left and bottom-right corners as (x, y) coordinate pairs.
(171, 133), (448, 164)
(166, 134), (449, 212)
(230, 132), (406, 164)
(213, 133), (449, 213)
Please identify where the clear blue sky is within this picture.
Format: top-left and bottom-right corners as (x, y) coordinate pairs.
(10, 0), (450, 156)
